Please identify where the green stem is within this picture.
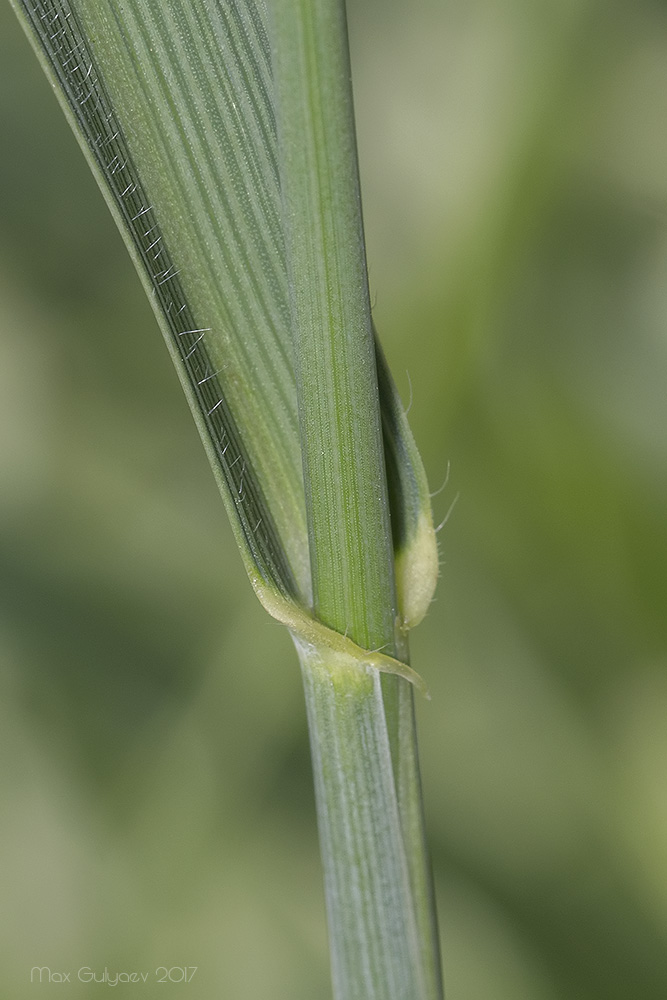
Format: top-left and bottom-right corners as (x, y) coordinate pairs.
(297, 641), (426, 1000)
(271, 0), (442, 996)
(271, 0), (395, 651)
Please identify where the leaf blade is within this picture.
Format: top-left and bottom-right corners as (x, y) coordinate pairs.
(12, 0), (309, 602)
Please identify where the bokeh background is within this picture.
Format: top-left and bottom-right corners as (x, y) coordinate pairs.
(2, 0), (667, 996)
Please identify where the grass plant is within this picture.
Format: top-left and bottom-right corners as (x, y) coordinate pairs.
(10, 1), (443, 997)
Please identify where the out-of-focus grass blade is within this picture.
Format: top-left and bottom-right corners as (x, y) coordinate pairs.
(11, 0), (437, 655)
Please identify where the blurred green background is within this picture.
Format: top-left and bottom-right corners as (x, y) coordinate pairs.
(2, 0), (667, 996)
